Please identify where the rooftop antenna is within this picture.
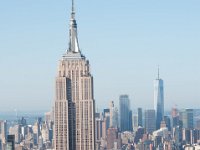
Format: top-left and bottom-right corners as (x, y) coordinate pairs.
(70, 0), (75, 19)
(72, 0), (74, 13)
(158, 65), (160, 79)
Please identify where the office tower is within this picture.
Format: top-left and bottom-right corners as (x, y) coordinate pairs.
(112, 107), (119, 128)
(102, 119), (107, 139)
(129, 111), (133, 131)
(0, 120), (7, 150)
(145, 109), (156, 133)
(172, 126), (182, 149)
(193, 129), (200, 144)
(179, 109), (194, 129)
(6, 135), (15, 150)
(54, 0), (95, 149)
(182, 128), (191, 144)
(103, 108), (110, 132)
(33, 121), (40, 145)
(107, 101), (119, 128)
(109, 101), (119, 128)
(109, 101), (114, 127)
(138, 108), (143, 127)
(9, 125), (21, 144)
(119, 95), (132, 132)
(95, 118), (103, 141)
(133, 115), (138, 131)
(41, 121), (50, 143)
(154, 68), (164, 129)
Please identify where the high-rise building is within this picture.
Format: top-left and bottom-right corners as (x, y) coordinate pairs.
(9, 124), (21, 144)
(138, 108), (143, 127)
(0, 120), (7, 150)
(129, 111), (133, 131)
(109, 101), (118, 128)
(95, 118), (103, 142)
(103, 108), (110, 132)
(109, 101), (114, 127)
(112, 107), (119, 128)
(6, 135), (15, 150)
(179, 109), (194, 129)
(145, 109), (156, 133)
(54, 1), (95, 149)
(154, 68), (164, 129)
(119, 95), (132, 132)
(133, 115), (138, 131)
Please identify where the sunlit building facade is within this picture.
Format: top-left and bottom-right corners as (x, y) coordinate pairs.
(54, 1), (95, 149)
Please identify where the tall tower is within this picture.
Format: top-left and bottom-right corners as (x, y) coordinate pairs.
(119, 95), (132, 132)
(54, 1), (95, 149)
(154, 68), (164, 129)
(137, 108), (143, 127)
(109, 101), (114, 128)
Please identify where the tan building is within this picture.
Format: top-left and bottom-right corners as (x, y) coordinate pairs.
(107, 128), (121, 150)
(54, 0), (95, 150)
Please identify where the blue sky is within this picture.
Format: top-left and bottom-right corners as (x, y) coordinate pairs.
(0, 0), (200, 112)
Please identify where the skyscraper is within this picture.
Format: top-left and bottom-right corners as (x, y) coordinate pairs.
(109, 101), (114, 128)
(144, 109), (156, 133)
(138, 108), (143, 127)
(54, 1), (95, 149)
(154, 68), (164, 129)
(0, 120), (7, 150)
(119, 95), (132, 132)
(179, 109), (194, 129)
(109, 101), (118, 128)
(6, 135), (15, 150)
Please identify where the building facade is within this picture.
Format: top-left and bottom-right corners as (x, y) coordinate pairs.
(0, 120), (7, 150)
(145, 109), (156, 133)
(179, 109), (194, 129)
(54, 1), (95, 150)
(154, 69), (164, 129)
(119, 95), (132, 132)
(138, 108), (143, 127)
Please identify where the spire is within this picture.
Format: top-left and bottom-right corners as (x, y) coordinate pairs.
(72, 0), (74, 12)
(71, 0), (75, 19)
(67, 0), (80, 53)
(157, 66), (160, 79)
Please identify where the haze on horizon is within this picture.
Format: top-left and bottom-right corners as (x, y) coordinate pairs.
(0, 0), (200, 112)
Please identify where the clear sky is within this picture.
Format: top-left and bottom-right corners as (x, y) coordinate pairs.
(0, 0), (200, 112)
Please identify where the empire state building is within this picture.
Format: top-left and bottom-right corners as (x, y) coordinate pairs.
(54, 1), (95, 150)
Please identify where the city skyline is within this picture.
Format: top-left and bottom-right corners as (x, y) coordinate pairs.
(0, 0), (200, 111)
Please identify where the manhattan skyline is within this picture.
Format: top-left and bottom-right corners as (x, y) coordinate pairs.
(0, 0), (200, 111)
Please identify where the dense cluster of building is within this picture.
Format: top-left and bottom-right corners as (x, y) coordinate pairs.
(95, 100), (200, 150)
(0, 112), (54, 150)
(1, 0), (200, 150)
(1, 105), (200, 150)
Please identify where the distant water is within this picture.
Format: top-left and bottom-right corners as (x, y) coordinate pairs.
(0, 111), (47, 127)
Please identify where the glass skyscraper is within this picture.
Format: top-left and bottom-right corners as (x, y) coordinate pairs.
(119, 95), (132, 132)
(154, 69), (164, 129)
